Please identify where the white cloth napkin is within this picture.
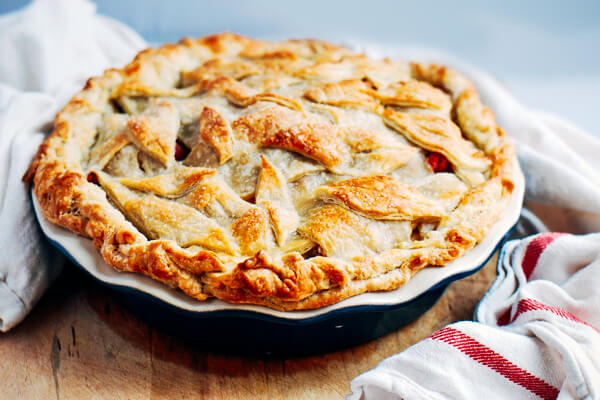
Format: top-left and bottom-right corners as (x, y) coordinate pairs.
(349, 233), (600, 399)
(0, 0), (146, 332)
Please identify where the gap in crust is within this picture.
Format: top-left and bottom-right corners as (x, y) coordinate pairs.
(25, 33), (516, 311)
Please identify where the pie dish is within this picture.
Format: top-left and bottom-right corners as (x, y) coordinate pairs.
(25, 33), (517, 311)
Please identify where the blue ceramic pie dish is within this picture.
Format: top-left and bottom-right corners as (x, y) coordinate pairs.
(32, 164), (524, 356)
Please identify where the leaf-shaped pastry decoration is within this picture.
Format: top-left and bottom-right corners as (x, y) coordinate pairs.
(371, 81), (452, 113)
(231, 207), (273, 255)
(96, 172), (234, 253)
(178, 176), (253, 225)
(298, 205), (411, 258)
(233, 106), (346, 167)
(438, 177), (505, 242)
(242, 73), (302, 91)
(119, 167), (216, 198)
(103, 144), (143, 177)
(256, 156), (300, 246)
(87, 114), (129, 169)
(197, 106), (234, 164)
(416, 173), (468, 213)
(332, 127), (417, 176)
(233, 106), (417, 176)
(126, 99), (180, 165)
(295, 60), (360, 81)
(304, 79), (379, 111)
(454, 88), (499, 153)
(315, 175), (443, 221)
(202, 76), (256, 105)
(262, 148), (325, 181)
(181, 58), (261, 87)
(383, 109), (491, 186)
(410, 63), (473, 100)
(279, 234), (317, 254)
(251, 93), (304, 111)
(115, 96), (148, 114)
(358, 59), (412, 89)
(203, 76), (303, 111)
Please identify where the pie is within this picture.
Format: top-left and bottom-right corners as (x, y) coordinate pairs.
(25, 34), (516, 310)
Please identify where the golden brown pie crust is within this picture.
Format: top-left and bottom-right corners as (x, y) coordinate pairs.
(25, 33), (516, 310)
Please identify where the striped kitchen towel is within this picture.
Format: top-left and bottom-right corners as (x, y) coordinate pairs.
(348, 233), (600, 399)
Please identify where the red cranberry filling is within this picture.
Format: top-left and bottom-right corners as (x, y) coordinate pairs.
(175, 140), (190, 161)
(427, 152), (451, 173)
(87, 171), (99, 185)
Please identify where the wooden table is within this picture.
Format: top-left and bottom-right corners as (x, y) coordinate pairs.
(1, 254), (497, 399)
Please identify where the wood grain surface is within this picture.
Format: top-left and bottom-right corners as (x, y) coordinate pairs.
(1, 254), (497, 400)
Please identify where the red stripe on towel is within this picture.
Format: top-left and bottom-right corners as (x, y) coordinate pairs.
(431, 327), (559, 400)
(497, 308), (512, 326)
(512, 298), (599, 332)
(521, 233), (565, 280)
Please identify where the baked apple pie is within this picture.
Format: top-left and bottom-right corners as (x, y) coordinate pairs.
(25, 34), (516, 310)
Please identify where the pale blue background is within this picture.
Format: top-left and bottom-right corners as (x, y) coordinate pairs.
(2, 0), (599, 133)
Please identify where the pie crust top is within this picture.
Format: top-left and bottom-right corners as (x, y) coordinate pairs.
(26, 34), (516, 310)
